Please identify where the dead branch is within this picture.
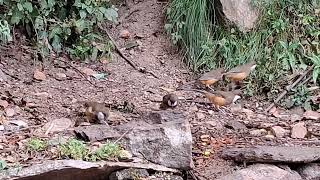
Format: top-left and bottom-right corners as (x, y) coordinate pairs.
(265, 65), (315, 113)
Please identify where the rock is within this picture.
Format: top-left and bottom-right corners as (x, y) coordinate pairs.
(43, 118), (74, 134)
(0, 159), (178, 180)
(196, 112), (205, 119)
(109, 168), (149, 180)
(74, 125), (121, 141)
(291, 122), (307, 138)
(117, 111), (193, 170)
(120, 30), (130, 39)
(265, 134), (275, 140)
(5, 108), (15, 117)
(0, 100), (9, 108)
(303, 110), (320, 121)
(222, 146), (320, 163)
(148, 172), (184, 180)
(297, 163), (320, 180)
(225, 120), (247, 132)
(33, 69), (46, 81)
(118, 150), (133, 162)
(0, 125), (4, 131)
(9, 120), (28, 128)
(80, 67), (96, 76)
(218, 164), (302, 180)
(250, 129), (267, 137)
(220, 0), (259, 32)
(188, 105), (198, 112)
(271, 126), (287, 138)
(55, 73), (67, 81)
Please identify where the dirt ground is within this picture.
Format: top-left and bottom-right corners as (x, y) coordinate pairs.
(1, 0), (318, 179)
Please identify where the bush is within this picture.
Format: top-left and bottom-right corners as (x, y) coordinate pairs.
(0, 0), (118, 60)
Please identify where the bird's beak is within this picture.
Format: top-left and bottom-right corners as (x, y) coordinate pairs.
(233, 95), (241, 103)
(168, 100), (177, 107)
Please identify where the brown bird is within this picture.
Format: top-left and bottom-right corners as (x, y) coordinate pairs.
(160, 93), (179, 109)
(199, 68), (225, 91)
(84, 101), (110, 124)
(224, 61), (256, 82)
(181, 89), (241, 109)
(177, 68), (225, 91)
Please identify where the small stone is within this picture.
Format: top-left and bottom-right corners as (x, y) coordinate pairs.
(303, 110), (320, 121)
(120, 29), (130, 39)
(34, 92), (51, 98)
(291, 122), (308, 139)
(33, 69), (46, 81)
(56, 73), (67, 80)
(189, 105), (198, 112)
(118, 150), (133, 161)
(208, 110), (214, 115)
(80, 67), (96, 76)
(265, 134), (275, 140)
(196, 112), (205, 120)
(271, 126), (287, 138)
(5, 108), (15, 117)
(0, 125), (4, 131)
(250, 129), (267, 137)
(43, 118), (74, 134)
(0, 100), (9, 108)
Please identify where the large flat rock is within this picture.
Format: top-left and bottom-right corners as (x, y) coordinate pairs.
(222, 146), (320, 163)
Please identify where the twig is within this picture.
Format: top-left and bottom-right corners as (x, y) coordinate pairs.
(265, 65), (314, 113)
(113, 127), (134, 144)
(56, 57), (102, 89)
(98, 24), (159, 79)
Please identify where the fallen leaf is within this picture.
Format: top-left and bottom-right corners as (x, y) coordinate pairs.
(303, 110), (320, 120)
(80, 67), (96, 76)
(0, 100), (9, 108)
(5, 108), (15, 117)
(270, 106), (279, 117)
(33, 69), (46, 81)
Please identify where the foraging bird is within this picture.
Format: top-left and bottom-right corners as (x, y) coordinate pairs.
(160, 93), (179, 109)
(181, 89), (241, 109)
(199, 68), (225, 91)
(224, 61), (257, 82)
(84, 101), (110, 124)
(177, 68), (225, 91)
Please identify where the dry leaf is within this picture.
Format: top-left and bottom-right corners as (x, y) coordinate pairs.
(5, 108), (15, 117)
(0, 100), (9, 108)
(80, 67), (96, 76)
(303, 110), (320, 120)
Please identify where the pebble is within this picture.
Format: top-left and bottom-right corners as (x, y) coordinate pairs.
(33, 69), (46, 81)
(5, 108), (15, 117)
(250, 129), (268, 137)
(0, 100), (9, 108)
(271, 126), (287, 138)
(291, 122), (307, 139)
(196, 112), (205, 120)
(120, 29), (130, 39)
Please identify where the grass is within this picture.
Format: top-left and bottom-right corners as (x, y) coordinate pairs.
(26, 138), (47, 152)
(166, 0), (320, 102)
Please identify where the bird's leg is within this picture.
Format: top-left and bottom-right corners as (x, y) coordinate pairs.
(207, 85), (215, 92)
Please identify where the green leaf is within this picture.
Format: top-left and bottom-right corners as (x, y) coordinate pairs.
(34, 17), (44, 30)
(104, 7), (118, 22)
(49, 26), (62, 40)
(24, 2), (33, 13)
(51, 35), (62, 52)
(80, 10), (87, 19)
(86, 6), (93, 14)
(75, 19), (86, 33)
(10, 11), (22, 24)
(0, 160), (7, 170)
(40, 0), (47, 10)
(91, 47), (98, 61)
(47, 0), (55, 8)
(313, 67), (320, 84)
(73, 0), (82, 7)
(17, 3), (23, 11)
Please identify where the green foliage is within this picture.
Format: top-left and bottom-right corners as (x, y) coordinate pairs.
(0, 0), (118, 60)
(0, 160), (7, 171)
(87, 142), (121, 161)
(58, 138), (122, 161)
(26, 138), (47, 152)
(166, 0), (320, 101)
(0, 20), (12, 44)
(58, 138), (89, 160)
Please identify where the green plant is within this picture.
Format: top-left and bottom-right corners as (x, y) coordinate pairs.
(308, 54), (320, 83)
(0, 160), (7, 171)
(26, 138), (47, 152)
(58, 138), (88, 160)
(0, 0), (118, 60)
(88, 142), (121, 161)
(0, 20), (11, 44)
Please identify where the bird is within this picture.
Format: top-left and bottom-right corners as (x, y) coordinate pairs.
(160, 93), (179, 109)
(177, 68), (225, 91)
(224, 61), (257, 81)
(198, 68), (225, 91)
(83, 101), (110, 125)
(180, 88), (241, 110)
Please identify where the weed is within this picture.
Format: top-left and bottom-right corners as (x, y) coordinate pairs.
(88, 142), (121, 161)
(26, 138), (47, 152)
(0, 20), (11, 44)
(58, 138), (89, 160)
